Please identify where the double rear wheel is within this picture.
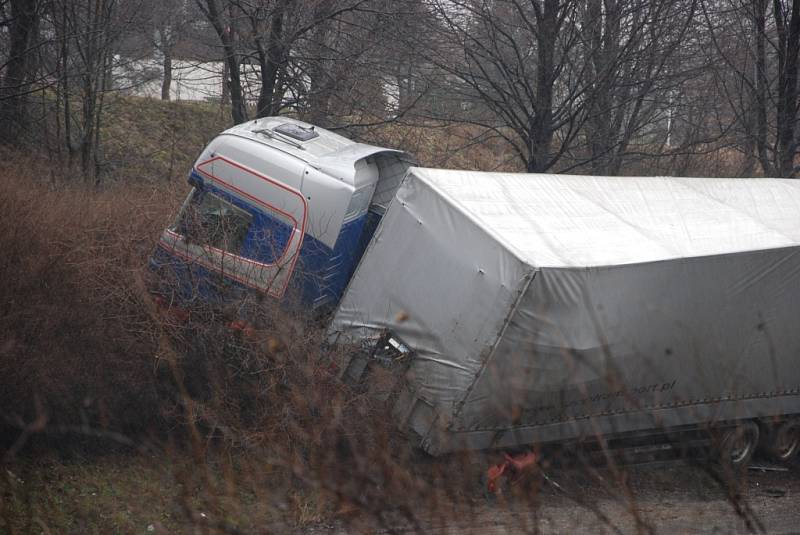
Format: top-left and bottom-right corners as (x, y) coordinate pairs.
(717, 418), (800, 471)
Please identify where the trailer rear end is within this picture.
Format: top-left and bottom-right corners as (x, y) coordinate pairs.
(329, 168), (800, 459)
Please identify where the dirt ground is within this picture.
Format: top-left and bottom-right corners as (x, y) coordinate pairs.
(4, 448), (799, 534)
(397, 461), (800, 534)
(301, 459), (800, 535)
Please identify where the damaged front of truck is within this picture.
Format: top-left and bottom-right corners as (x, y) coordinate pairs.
(148, 117), (414, 324)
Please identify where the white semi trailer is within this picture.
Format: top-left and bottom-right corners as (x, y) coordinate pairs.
(152, 117), (800, 480)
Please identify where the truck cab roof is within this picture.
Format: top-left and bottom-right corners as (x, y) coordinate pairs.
(218, 117), (411, 189)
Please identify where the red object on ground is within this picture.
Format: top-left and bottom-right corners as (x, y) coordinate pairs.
(151, 294), (190, 322)
(228, 319), (256, 338)
(486, 451), (538, 494)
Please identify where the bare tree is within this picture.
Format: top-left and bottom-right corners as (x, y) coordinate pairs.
(3, 0), (800, 182)
(148, 0), (193, 100)
(420, 0), (702, 174)
(0, 0), (41, 145)
(199, 0), (405, 123)
(197, 0), (248, 123)
(580, 0), (698, 175)
(52, 0), (119, 180)
(703, 0), (800, 177)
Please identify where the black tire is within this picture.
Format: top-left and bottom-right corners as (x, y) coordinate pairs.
(765, 419), (800, 463)
(718, 421), (760, 470)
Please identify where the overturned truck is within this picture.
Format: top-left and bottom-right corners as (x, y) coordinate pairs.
(152, 117), (800, 469)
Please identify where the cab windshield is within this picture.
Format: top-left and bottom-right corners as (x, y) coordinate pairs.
(172, 189), (252, 254)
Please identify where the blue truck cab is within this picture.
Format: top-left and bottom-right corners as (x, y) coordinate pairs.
(150, 117), (414, 315)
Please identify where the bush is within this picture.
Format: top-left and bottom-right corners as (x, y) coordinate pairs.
(0, 153), (181, 436)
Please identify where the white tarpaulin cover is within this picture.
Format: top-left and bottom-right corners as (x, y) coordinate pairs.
(329, 168), (800, 454)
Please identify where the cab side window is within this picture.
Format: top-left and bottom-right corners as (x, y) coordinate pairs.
(179, 192), (253, 254)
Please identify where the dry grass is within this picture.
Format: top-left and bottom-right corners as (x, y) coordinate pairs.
(100, 94), (231, 183)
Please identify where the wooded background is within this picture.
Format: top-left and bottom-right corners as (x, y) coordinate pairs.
(2, 0), (800, 180)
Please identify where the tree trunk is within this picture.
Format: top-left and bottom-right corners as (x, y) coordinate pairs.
(527, 0), (558, 172)
(202, 0), (247, 124)
(753, 0), (772, 175)
(585, 0), (615, 175)
(161, 33), (173, 101)
(221, 59), (229, 103)
(59, 0), (76, 169)
(0, 0), (39, 145)
(256, 0), (291, 118)
(305, 3), (335, 125)
(773, 0), (800, 177)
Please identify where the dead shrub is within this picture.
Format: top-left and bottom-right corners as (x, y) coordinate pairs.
(0, 153), (182, 437)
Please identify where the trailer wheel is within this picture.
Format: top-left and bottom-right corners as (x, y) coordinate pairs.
(765, 419), (800, 463)
(718, 421), (759, 469)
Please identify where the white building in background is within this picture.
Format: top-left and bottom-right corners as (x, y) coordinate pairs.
(115, 57), (264, 103)
(113, 56), (421, 117)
